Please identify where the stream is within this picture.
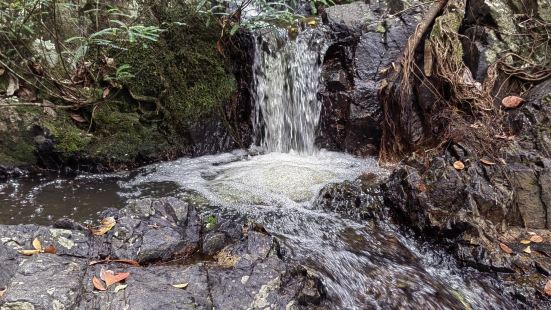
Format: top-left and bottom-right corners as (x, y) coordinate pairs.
(0, 27), (514, 309)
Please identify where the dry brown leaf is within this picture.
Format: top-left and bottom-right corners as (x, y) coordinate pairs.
(523, 246), (532, 254)
(502, 96), (524, 109)
(92, 276), (107, 291)
(453, 161), (465, 170)
(545, 280), (551, 296)
(6, 75), (19, 96)
(70, 114), (86, 123)
(102, 88), (110, 99)
(32, 238), (42, 251)
(417, 182), (427, 193)
(499, 242), (513, 254)
(530, 235), (544, 243)
(17, 249), (41, 256)
(0, 288), (5, 298)
(172, 283), (188, 289)
(520, 240), (531, 244)
(104, 271), (130, 287)
(91, 217), (116, 236)
(0, 67), (5, 76)
(18, 86), (37, 101)
(44, 245), (57, 254)
(480, 158), (496, 165)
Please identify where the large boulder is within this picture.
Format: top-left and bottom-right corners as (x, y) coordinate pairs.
(316, 0), (427, 156)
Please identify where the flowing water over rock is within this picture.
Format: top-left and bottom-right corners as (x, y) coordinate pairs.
(0, 27), (517, 309)
(252, 29), (326, 154)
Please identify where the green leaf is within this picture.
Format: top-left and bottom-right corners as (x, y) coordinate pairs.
(229, 23), (240, 36)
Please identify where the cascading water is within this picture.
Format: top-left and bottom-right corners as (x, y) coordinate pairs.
(0, 25), (515, 310)
(252, 28), (326, 154)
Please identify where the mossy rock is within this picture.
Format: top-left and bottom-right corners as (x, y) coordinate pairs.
(120, 3), (236, 130)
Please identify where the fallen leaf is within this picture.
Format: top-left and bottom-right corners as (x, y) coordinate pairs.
(523, 246), (532, 254)
(17, 86), (37, 101)
(502, 96), (524, 109)
(0, 67), (5, 76)
(104, 271), (129, 287)
(102, 88), (110, 98)
(70, 114), (86, 123)
(520, 240), (531, 244)
(453, 161), (465, 170)
(114, 284), (127, 293)
(530, 235), (544, 243)
(91, 217), (116, 236)
(498, 158), (507, 165)
(545, 280), (551, 296)
(0, 288), (5, 298)
(417, 182), (427, 192)
(6, 74), (19, 96)
(17, 249), (41, 256)
(43, 106), (57, 118)
(92, 276), (107, 291)
(44, 245), (57, 254)
(99, 267), (112, 282)
(32, 238), (42, 251)
(480, 158), (496, 165)
(499, 242), (513, 254)
(172, 283), (188, 289)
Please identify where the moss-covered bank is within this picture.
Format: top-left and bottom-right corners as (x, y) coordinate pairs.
(0, 2), (241, 172)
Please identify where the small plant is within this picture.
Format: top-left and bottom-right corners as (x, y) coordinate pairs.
(205, 215), (217, 230)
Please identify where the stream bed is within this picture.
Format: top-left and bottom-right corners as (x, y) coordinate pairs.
(0, 150), (513, 309)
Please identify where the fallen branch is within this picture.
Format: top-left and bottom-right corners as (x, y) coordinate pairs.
(0, 102), (76, 109)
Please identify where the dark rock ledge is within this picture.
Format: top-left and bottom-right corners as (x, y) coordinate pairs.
(0, 198), (328, 310)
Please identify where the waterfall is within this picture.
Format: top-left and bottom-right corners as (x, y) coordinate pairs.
(252, 28), (326, 154)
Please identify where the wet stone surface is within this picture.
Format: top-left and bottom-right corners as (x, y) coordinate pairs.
(0, 198), (329, 310)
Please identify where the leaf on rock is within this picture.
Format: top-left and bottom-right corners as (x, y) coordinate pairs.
(499, 242), (513, 254)
(17, 249), (41, 256)
(44, 245), (57, 254)
(523, 246), (532, 254)
(70, 113), (86, 123)
(104, 271), (130, 287)
(545, 280), (551, 296)
(91, 217), (116, 236)
(92, 276), (107, 291)
(453, 161), (465, 170)
(530, 235), (544, 243)
(114, 284), (127, 293)
(172, 283), (188, 289)
(480, 158), (496, 165)
(501, 96), (524, 109)
(32, 238), (42, 251)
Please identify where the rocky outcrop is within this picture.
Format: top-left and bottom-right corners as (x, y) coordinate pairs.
(316, 0), (427, 156)
(0, 198), (329, 309)
(382, 79), (551, 308)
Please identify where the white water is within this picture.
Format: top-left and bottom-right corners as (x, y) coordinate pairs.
(252, 28), (326, 154)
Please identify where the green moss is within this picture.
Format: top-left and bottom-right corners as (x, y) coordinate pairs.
(119, 4), (236, 130)
(42, 113), (92, 154)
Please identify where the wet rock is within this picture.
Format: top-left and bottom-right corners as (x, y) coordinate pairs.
(0, 198), (331, 309)
(1, 255), (86, 309)
(380, 79), (551, 308)
(317, 0), (427, 155)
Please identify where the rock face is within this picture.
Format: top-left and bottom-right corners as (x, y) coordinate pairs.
(0, 198), (329, 309)
(316, 0), (426, 156)
(382, 79), (551, 308)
